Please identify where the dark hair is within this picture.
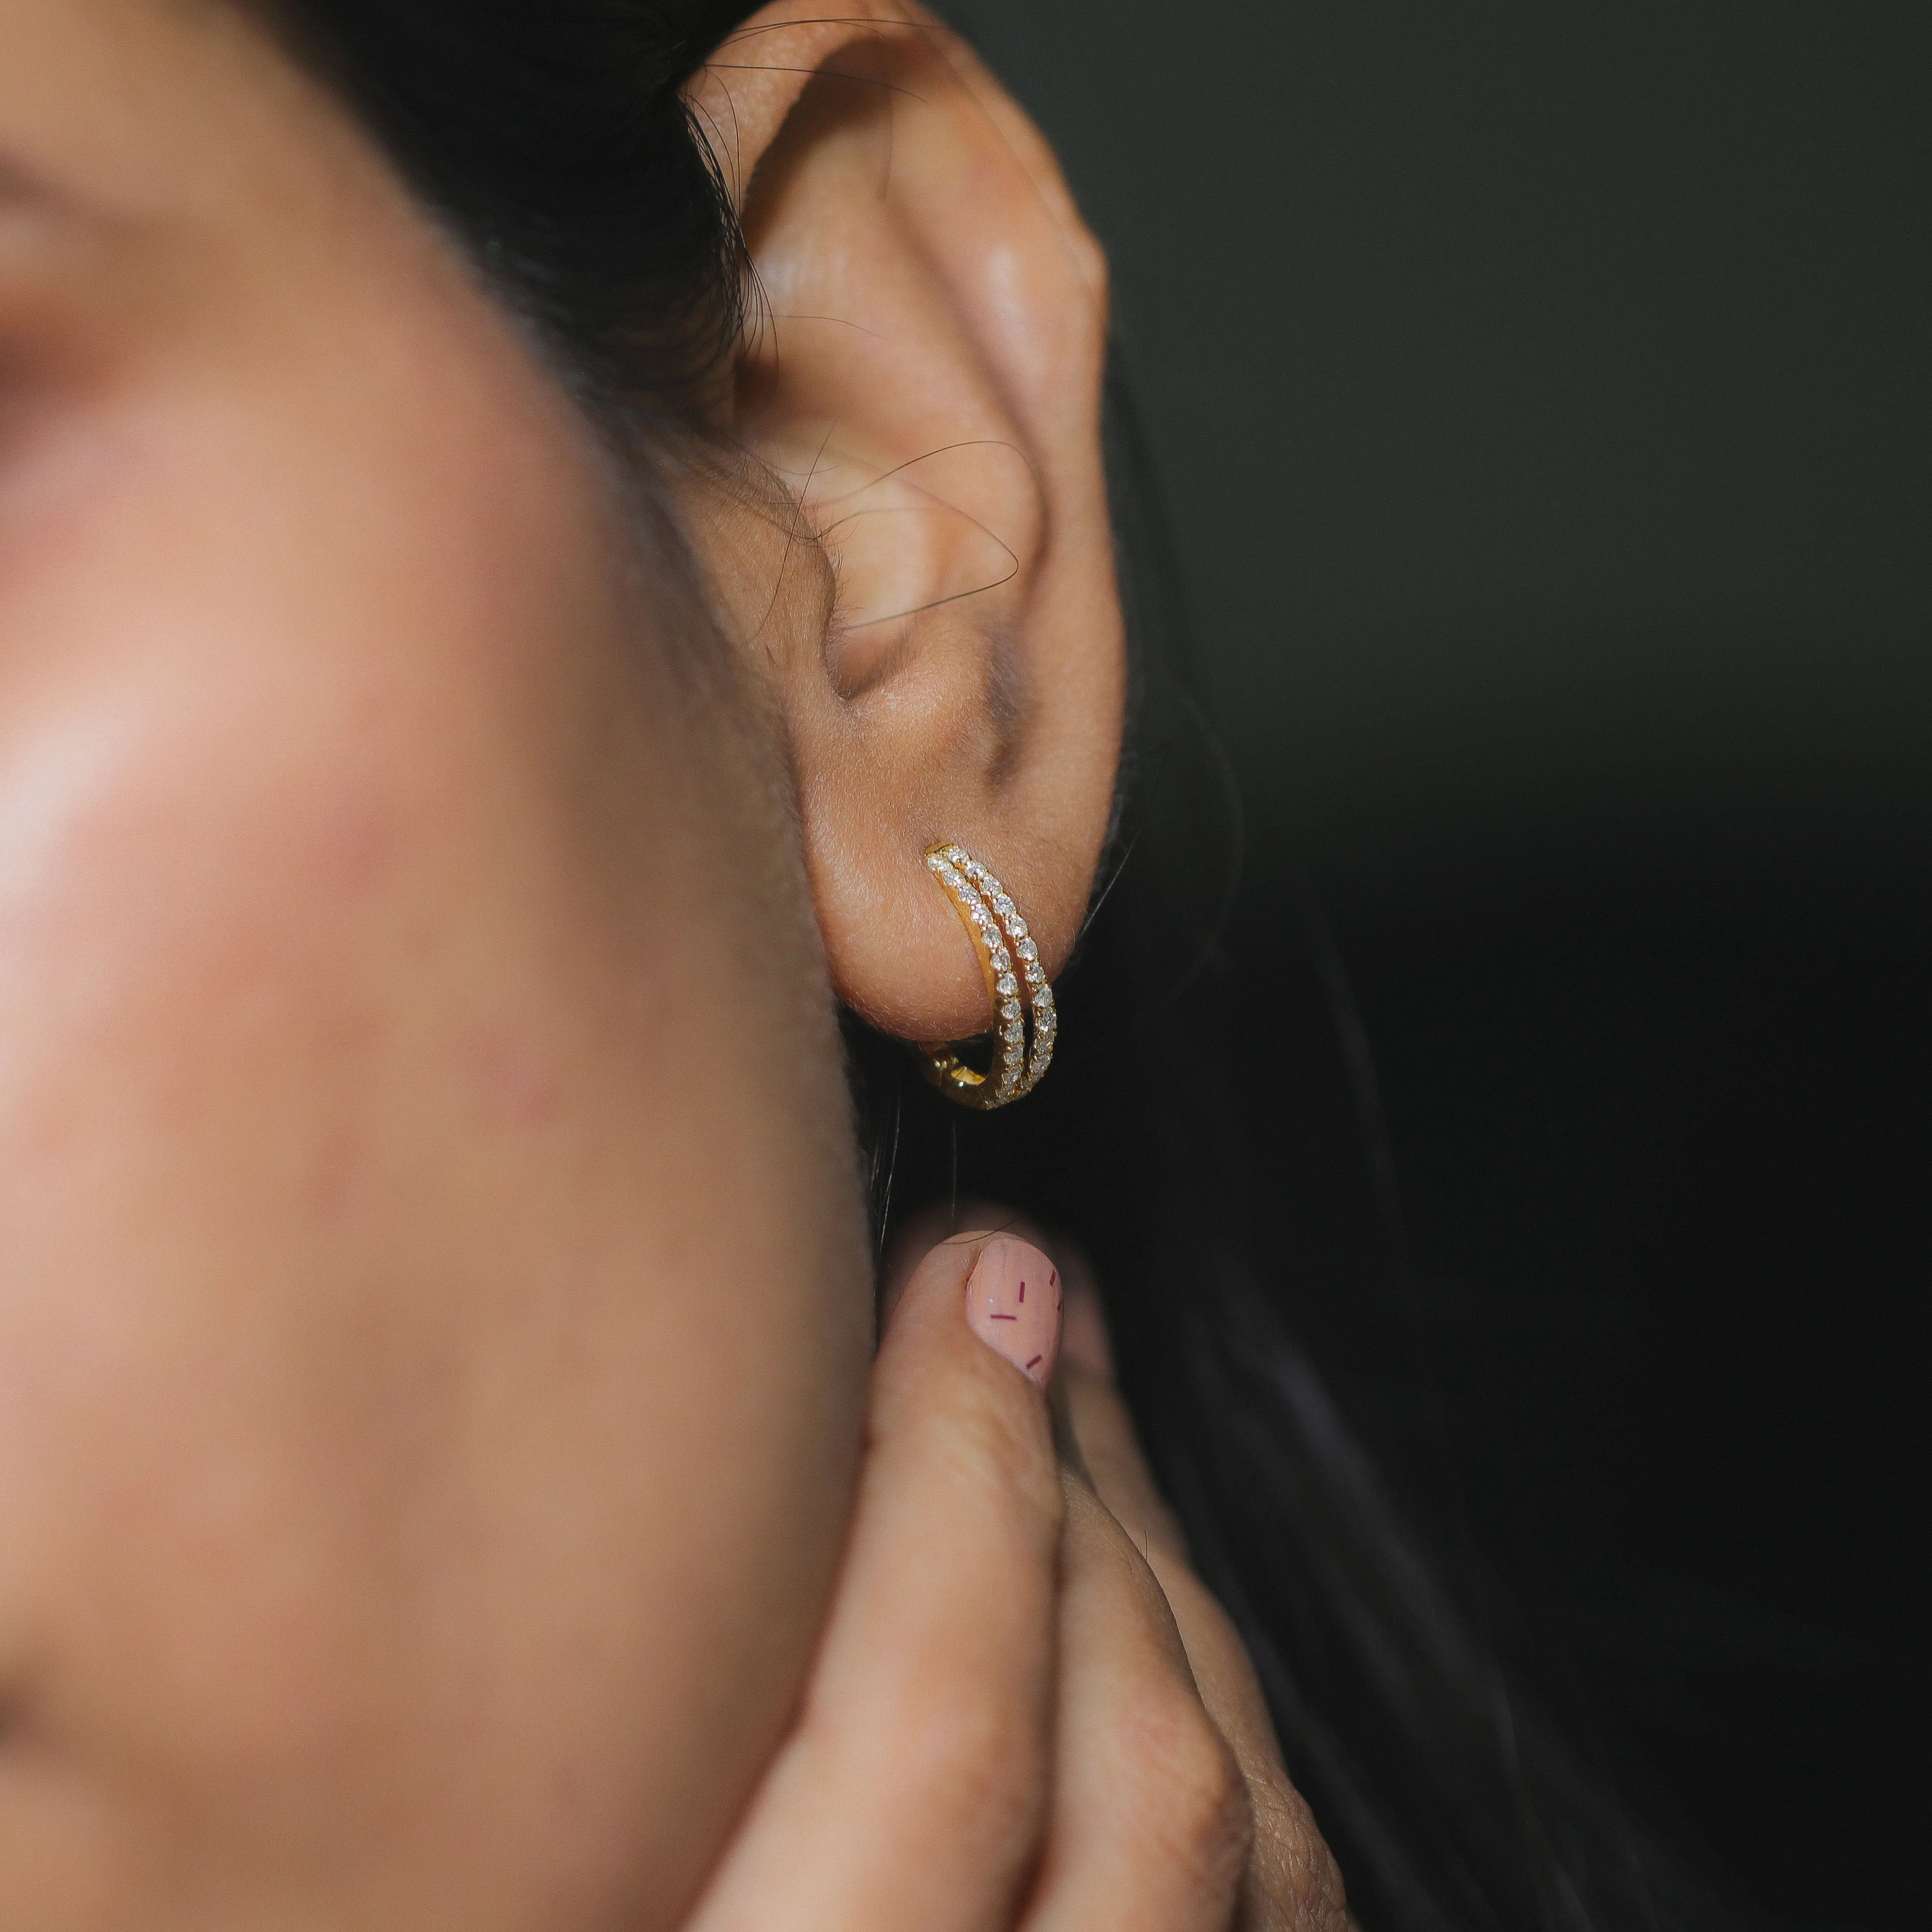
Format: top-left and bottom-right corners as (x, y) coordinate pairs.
(260, 5), (1741, 1925)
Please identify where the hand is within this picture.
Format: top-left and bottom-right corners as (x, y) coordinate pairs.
(681, 1224), (1349, 1931)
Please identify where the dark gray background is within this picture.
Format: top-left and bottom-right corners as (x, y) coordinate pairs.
(958, 5), (1929, 1926)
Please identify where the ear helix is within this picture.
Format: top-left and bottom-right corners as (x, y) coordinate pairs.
(916, 844), (1058, 1109)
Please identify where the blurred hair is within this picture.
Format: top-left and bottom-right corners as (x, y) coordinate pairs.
(256, 4), (1743, 1924)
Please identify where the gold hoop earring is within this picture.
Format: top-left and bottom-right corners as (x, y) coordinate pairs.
(916, 843), (1058, 1109)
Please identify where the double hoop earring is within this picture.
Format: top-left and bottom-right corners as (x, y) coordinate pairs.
(916, 842), (1058, 1109)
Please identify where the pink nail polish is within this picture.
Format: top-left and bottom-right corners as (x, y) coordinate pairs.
(965, 1237), (1062, 1389)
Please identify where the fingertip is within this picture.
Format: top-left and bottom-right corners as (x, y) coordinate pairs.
(963, 1236), (1063, 1390)
(879, 1221), (990, 1335)
(882, 1223), (1066, 1394)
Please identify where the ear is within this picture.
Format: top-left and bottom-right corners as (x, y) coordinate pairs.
(684, 1), (1122, 1046)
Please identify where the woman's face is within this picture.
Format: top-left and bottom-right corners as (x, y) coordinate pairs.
(0, 2), (871, 1922)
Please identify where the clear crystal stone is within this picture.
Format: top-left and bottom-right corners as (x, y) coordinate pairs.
(1004, 1045), (1023, 1066)
(1025, 964), (1044, 986)
(996, 973), (1018, 997)
(993, 895), (1014, 917)
(1002, 999), (1022, 1021)
(1017, 938), (1039, 962)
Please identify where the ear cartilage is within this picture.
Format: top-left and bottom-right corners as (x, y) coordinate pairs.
(916, 842), (1057, 1109)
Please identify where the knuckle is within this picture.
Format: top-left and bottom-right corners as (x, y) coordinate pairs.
(1123, 1685), (1254, 1896)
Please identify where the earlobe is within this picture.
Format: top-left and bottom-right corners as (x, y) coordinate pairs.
(684, 2), (1122, 1056)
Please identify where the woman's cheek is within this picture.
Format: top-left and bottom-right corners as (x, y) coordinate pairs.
(0, 125), (870, 1909)
(0, 543), (613, 1912)
(0, 494), (865, 1929)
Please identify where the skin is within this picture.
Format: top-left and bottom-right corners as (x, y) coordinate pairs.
(688, 1219), (1350, 1932)
(0, 1), (1345, 1925)
(0, 2), (866, 1922)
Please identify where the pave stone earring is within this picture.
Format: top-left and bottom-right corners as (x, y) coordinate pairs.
(916, 842), (1058, 1109)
